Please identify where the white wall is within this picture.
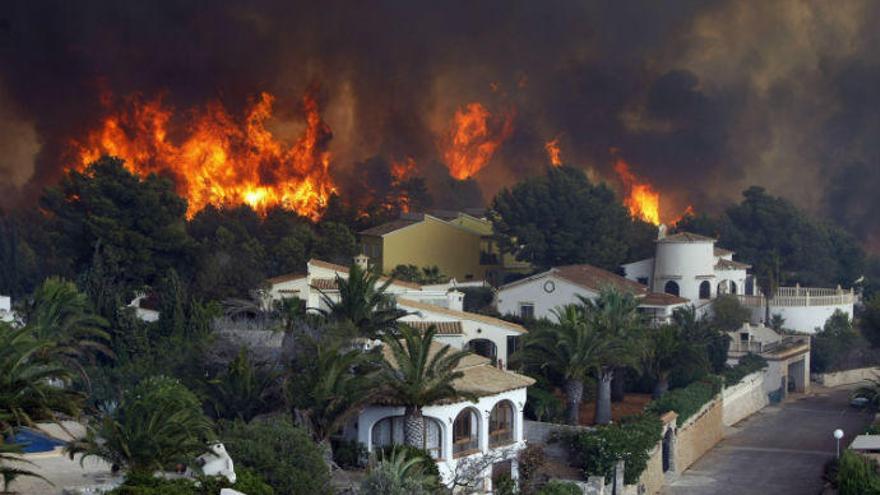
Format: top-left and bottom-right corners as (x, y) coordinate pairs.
(721, 371), (768, 426)
(653, 241), (715, 302)
(770, 302), (854, 334)
(354, 387), (529, 488)
(496, 274), (599, 321)
(622, 258), (654, 285)
(0, 295), (12, 323)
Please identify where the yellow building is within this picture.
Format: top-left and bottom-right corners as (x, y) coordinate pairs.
(359, 211), (530, 282)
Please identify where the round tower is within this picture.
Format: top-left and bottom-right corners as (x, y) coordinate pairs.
(653, 232), (716, 302)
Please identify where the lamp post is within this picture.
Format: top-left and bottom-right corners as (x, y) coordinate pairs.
(834, 429), (844, 459)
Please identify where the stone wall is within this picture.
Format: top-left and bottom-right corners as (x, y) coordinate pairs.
(635, 445), (664, 495)
(674, 398), (724, 474)
(812, 366), (880, 387)
(722, 371), (768, 426)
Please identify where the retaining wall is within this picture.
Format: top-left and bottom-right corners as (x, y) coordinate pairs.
(812, 366), (880, 387)
(674, 397), (724, 475)
(721, 371), (768, 426)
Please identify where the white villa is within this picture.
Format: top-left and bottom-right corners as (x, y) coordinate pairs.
(345, 343), (534, 491)
(495, 263), (689, 325)
(266, 255), (535, 490)
(622, 228), (855, 333)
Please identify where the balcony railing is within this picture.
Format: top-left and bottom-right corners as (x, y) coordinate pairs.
(453, 436), (480, 457)
(736, 286), (854, 308)
(489, 428), (514, 448)
(729, 341), (764, 354)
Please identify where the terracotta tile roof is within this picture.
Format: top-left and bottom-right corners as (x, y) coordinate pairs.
(405, 321), (464, 335)
(715, 258), (751, 270)
(266, 273), (307, 285)
(553, 264), (648, 295)
(307, 259), (423, 289)
(714, 247), (734, 256)
(359, 218), (420, 237)
(639, 292), (689, 306)
(380, 342), (534, 403)
(658, 232), (716, 243)
(397, 298), (527, 334)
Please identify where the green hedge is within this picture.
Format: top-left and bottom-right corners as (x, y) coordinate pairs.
(645, 375), (722, 427)
(721, 354), (767, 387)
(564, 413), (663, 485)
(838, 450), (880, 495)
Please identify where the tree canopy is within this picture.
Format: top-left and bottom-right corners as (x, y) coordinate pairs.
(489, 166), (655, 271)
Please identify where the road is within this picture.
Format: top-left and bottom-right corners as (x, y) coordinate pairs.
(662, 386), (873, 495)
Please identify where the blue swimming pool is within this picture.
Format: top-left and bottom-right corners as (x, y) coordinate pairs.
(7, 428), (65, 453)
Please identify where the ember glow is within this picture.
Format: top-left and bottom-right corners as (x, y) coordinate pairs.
(390, 156), (417, 212)
(614, 158), (661, 225)
(72, 91), (336, 219)
(440, 102), (514, 180)
(545, 138), (562, 167)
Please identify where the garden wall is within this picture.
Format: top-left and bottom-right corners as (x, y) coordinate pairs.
(674, 397), (724, 474)
(721, 371), (768, 426)
(812, 366), (880, 387)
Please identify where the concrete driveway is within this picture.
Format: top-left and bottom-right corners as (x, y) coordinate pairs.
(663, 386), (874, 495)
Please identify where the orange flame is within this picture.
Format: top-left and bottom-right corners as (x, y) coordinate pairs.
(72, 91), (335, 219)
(440, 102), (514, 180)
(389, 156), (418, 213)
(545, 138), (562, 167)
(614, 158), (660, 225)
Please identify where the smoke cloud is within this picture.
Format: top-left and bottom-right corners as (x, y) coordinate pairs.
(1, 0), (879, 246)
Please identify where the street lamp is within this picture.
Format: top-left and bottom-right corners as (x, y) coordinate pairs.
(834, 429), (844, 459)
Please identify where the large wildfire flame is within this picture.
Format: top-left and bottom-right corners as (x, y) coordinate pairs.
(440, 102), (514, 180)
(72, 91), (335, 219)
(614, 158), (661, 225)
(545, 138), (562, 167)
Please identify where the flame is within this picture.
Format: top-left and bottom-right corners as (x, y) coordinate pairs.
(72, 91), (335, 219)
(545, 138), (562, 167)
(440, 102), (514, 180)
(614, 158), (660, 225)
(389, 156), (417, 213)
(670, 205), (695, 226)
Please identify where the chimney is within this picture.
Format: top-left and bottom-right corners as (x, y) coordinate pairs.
(447, 290), (464, 312)
(657, 224), (667, 240)
(354, 254), (369, 271)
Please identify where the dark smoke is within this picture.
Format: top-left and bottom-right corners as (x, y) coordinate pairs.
(1, 1), (880, 248)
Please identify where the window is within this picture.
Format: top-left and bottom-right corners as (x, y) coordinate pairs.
(372, 416), (443, 459)
(489, 401), (514, 447)
(452, 409), (480, 457)
(699, 281), (711, 299)
(519, 303), (535, 320)
(664, 281), (680, 297)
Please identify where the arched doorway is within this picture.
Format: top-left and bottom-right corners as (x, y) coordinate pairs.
(664, 281), (680, 297)
(730, 281), (738, 295)
(699, 281), (711, 299)
(371, 416), (443, 459)
(468, 339), (497, 361)
(452, 408), (480, 458)
(662, 428), (675, 473)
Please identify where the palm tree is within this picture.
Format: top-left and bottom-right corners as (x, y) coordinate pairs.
(380, 325), (475, 447)
(643, 324), (706, 398)
(205, 348), (282, 422)
(0, 323), (83, 491)
(286, 335), (379, 463)
(2, 443), (46, 494)
(579, 289), (644, 425)
(318, 263), (408, 339)
(517, 304), (618, 425)
(66, 376), (213, 475)
(21, 277), (113, 374)
(360, 447), (438, 495)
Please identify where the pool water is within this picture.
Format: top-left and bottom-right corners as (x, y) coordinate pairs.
(7, 428), (65, 453)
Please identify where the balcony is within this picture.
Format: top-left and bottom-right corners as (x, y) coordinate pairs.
(453, 436), (480, 458)
(736, 286), (855, 308)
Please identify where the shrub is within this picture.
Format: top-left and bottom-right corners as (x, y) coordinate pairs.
(565, 413), (662, 485)
(517, 443), (546, 494)
(722, 353), (767, 387)
(361, 448), (440, 495)
(536, 480), (583, 495)
(333, 438), (368, 469)
(106, 468), (273, 495)
(646, 375), (721, 426)
(812, 310), (858, 372)
(379, 445), (441, 479)
(218, 417), (330, 495)
(837, 450), (880, 495)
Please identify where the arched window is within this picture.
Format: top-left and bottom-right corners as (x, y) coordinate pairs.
(664, 281), (680, 297)
(699, 281), (711, 299)
(468, 339), (498, 360)
(745, 277), (755, 296)
(371, 416), (443, 459)
(489, 401), (515, 447)
(730, 281), (738, 295)
(452, 409), (480, 458)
